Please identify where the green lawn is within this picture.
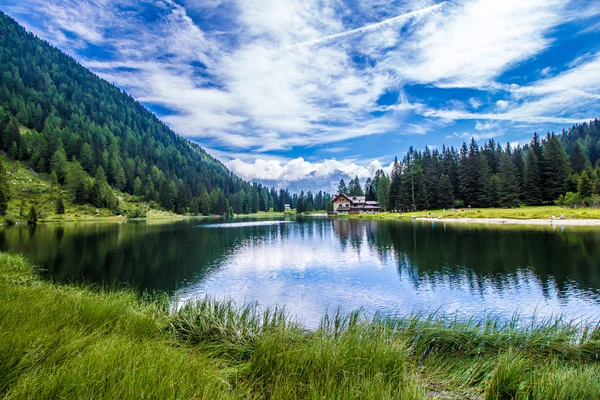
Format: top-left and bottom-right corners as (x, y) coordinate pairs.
(342, 206), (600, 220)
(1, 252), (598, 399)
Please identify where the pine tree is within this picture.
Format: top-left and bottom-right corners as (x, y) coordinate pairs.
(542, 134), (570, 201)
(133, 176), (143, 197)
(348, 176), (364, 196)
(387, 157), (401, 211)
(337, 179), (347, 195)
(498, 149), (521, 208)
(0, 157), (10, 215)
(27, 205), (37, 224)
(56, 196), (65, 214)
(376, 174), (391, 211)
(51, 146), (68, 184)
(524, 148), (543, 205)
(578, 170), (593, 199)
(437, 174), (454, 208)
(570, 141), (589, 174)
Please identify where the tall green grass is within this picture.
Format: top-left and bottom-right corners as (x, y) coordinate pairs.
(1, 252), (599, 399)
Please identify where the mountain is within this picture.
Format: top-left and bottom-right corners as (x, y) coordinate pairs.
(0, 11), (290, 216)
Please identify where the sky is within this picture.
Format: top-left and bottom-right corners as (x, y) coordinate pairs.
(2, 0), (600, 192)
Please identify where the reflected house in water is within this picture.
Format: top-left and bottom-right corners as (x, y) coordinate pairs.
(332, 193), (382, 215)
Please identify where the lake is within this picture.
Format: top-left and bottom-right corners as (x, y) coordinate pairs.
(1, 217), (600, 327)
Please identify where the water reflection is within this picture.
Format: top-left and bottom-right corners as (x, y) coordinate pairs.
(1, 218), (599, 326)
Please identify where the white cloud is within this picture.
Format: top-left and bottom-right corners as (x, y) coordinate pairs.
(468, 97), (482, 109)
(387, 0), (565, 88)
(446, 131), (502, 141)
(226, 157), (393, 185)
(475, 121), (497, 130)
(496, 100), (509, 110)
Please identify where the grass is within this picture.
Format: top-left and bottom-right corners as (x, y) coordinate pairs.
(1, 252), (600, 399)
(342, 205), (600, 221)
(2, 155), (186, 224)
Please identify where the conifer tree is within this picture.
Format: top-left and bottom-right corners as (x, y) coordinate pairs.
(387, 157), (401, 211)
(56, 196), (65, 214)
(27, 205), (37, 224)
(0, 157), (10, 215)
(578, 170), (593, 199)
(542, 134), (570, 201)
(337, 179), (348, 195)
(437, 174), (454, 208)
(498, 148), (521, 208)
(524, 148), (543, 205)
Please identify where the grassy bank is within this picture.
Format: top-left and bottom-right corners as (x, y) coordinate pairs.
(2, 155), (185, 223)
(1, 252), (599, 399)
(341, 205), (600, 221)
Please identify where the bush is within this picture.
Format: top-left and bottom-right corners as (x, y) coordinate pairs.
(126, 206), (147, 219)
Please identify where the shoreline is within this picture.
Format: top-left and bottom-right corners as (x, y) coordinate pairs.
(415, 217), (600, 226)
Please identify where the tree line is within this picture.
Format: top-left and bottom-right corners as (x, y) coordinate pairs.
(336, 119), (600, 211)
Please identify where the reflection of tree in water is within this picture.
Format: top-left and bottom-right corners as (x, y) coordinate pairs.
(2, 218), (600, 302)
(332, 220), (600, 300)
(0, 220), (289, 293)
(332, 219), (364, 254)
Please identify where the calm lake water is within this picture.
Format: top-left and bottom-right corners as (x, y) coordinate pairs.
(1, 217), (600, 327)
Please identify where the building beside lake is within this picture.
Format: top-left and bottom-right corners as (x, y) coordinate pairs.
(332, 194), (382, 215)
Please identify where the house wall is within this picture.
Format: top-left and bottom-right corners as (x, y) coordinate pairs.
(333, 197), (351, 213)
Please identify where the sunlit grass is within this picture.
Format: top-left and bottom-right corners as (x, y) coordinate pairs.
(1, 252), (599, 399)
(342, 205), (600, 220)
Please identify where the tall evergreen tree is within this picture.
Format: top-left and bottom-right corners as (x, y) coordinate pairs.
(498, 148), (521, 208)
(0, 157), (10, 215)
(337, 179), (347, 195)
(542, 134), (570, 201)
(437, 174), (454, 208)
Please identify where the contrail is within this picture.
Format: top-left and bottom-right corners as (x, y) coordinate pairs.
(288, 2), (446, 48)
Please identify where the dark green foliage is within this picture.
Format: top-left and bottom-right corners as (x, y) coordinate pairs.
(347, 175), (364, 196)
(437, 174), (454, 208)
(56, 196), (65, 214)
(542, 134), (571, 201)
(524, 150), (543, 205)
(577, 171), (593, 199)
(27, 205), (37, 224)
(498, 147), (521, 208)
(379, 121), (600, 211)
(0, 157), (9, 215)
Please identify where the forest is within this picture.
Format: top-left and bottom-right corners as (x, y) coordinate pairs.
(335, 120), (600, 212)
(0, 11), (314, 217)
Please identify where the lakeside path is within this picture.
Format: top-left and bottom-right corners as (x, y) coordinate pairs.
(415, 217), (600, 226)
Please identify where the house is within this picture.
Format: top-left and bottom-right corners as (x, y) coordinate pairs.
(332, 193), (382, 215)
(284, 204), (291, 211)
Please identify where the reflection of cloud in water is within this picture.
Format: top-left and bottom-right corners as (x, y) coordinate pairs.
(198, 221), (293, 228)
(175, 221), (600, 328)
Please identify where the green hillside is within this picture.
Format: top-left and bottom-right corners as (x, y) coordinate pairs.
(0, 11), (294, 220)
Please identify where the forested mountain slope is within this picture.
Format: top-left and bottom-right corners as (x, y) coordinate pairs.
(0, 11), (294, 216)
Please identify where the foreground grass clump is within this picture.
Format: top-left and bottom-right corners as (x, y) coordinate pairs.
(1, 252), (599, 399)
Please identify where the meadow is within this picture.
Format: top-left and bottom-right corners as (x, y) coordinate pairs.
(342, 205), (600, 221)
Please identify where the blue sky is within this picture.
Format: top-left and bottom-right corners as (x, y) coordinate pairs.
(2, 0), (600, 191)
